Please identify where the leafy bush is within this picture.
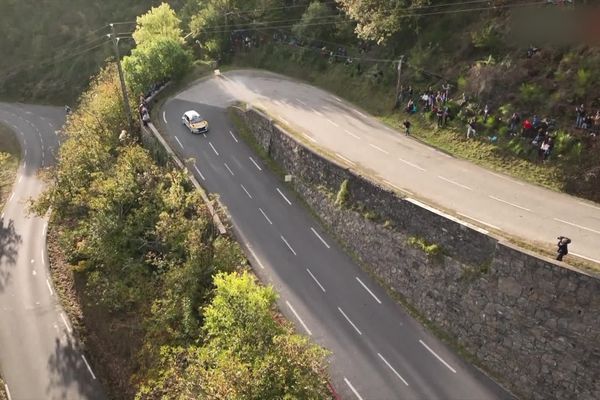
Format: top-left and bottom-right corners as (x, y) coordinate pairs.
(471, 24), (502, 52)
(519, 82), (544, 109)
(408, 236), (442, 257)
(335, 179), (350, 207)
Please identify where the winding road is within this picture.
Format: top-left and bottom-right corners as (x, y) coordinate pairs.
(160, 72), (515, 399)
(177, 70), (600, 265)
(0, 103), (104, 400)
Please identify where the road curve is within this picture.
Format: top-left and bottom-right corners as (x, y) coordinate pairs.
(160, 77), (515, 399)
(176, 69), (600, 265)
(0, 103), (105, 400)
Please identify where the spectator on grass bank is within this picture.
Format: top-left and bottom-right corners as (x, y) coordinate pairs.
(522, 118), (533, 136)
(483, 104), (490, 120)
(405, 99), (416, 114)
(467, 119), (477, 139)
(403, 119), (411, 136)
(576, 104), (585, 128)
(509, 112), (521, 132)
(436, 107), (444, 128)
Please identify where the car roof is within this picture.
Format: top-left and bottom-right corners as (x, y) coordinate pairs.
(184, 110), (201, 119)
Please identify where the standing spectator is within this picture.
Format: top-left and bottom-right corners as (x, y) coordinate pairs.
(406, 99), (416, 114)
(583, 114), (593, 130)
(543, 137), (554, 161)
(556, 236), (571, 261)
(538, 136), (550, 161)
(467, 119), (477, 139)
(407, 85), (414, 98)
(436, 107), (444, 128)
(403, 119), (411, 136)
(442, 82), (451, 99)
(509, 112), (521, 132)
(593, 110), (600, 129)
(532, 114), (541, 129)
(483, 104), (490, 120)
(442, 106), (450, 127)
(575, 104), (585, 128)
(522, 118), (533, 137)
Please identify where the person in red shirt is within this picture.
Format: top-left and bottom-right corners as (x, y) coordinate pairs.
(522, 119), (533, 137)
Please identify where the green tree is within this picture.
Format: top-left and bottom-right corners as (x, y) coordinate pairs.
(292, 2), (336, 42)
(336, 0), (428, 43)
(133, 3), (185, 46)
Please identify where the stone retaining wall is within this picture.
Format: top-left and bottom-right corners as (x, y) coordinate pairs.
(232, 106), (600, 400)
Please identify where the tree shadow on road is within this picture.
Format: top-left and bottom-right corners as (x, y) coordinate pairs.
(46, 334), (105, 400)
(0, 218), (21, 291)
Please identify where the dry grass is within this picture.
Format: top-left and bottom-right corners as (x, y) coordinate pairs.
(0, 123), (21, 209)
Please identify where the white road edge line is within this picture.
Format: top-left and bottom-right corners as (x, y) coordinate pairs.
(369, 143), (389, 154)
(419, 339), (457, 373)
(377, 353), (409, 386)
(335, 153), (355, 166)
(457, 213), (501, 231)
(240, 184), (252, 199)
(344, 129), (361, 139)
(162, 111), (167, 124)
(310, 227), (330, 249)
(302, 132), (318, 143)
(356, 277), (382, 304)
(355, 110), (368, 118)
(193, 164), (206, 181)
(296, 98), (307, 106)
(81, 355), (97, 380)
(280, 235), (297, 255)
(224, 163), (234, 176)
(311, 108), (323, 116)
(553, 218), (600, 235)
(259, 208), (272, 224)
(306, 268), (326, 293)
(209, 142), (219, 156)
(174, 136), (184, 149)
(278, 115), (289, 125)
(570, 252), (600, 264)
(488, 195), (531, 212)
(8, 193), (14, 202)
(337, 307), (362, 335)
(577, 201), (600, 211)
(249, 156), (262, 171)
(398, 157), (426, 172)
(4, 384), (11, 400)
(276, 188), (292, 205)
(438, 175), (473, 191)
(46, 279), (54, 296)
(60, 312), (72, 333)
(286, 300), (312, 336)
(229, 130), (239, 143)
(344, 377), (364, 400)
(326, 118), (339, 127)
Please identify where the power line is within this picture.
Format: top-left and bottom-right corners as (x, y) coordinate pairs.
(192, 1), (546, 36)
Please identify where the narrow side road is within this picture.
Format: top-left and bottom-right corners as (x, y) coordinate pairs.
(0, 103), (105, 400)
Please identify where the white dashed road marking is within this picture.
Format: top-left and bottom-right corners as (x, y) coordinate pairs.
(310, 227), (330, 249)
(224, 163), (234, 176)
(338, 307), (362, 335)
(398, 157), (426, 172)
(377, 353), (409, 386)
(369, 143), (389, 155)
(488, 195), (531, 212)
(276, 188), (292, 205)
(240, 184), (252, 199)
(438, 175), (473, 191)
(488, 171), (525, 186)
(577, 201), (600, 211)
(344, 129), (361, 139)
(311, 107), (323, 116)
(286, 300), (312, 336)
(259, 208), (272, 225)
(229, 130), (238, 142)
(193, 164), (206, 181)
(553, 218), (600, 235)
(174, 136), (184, 149)
(249, 156), (262, 171)
(81, 355), (97, 380)
(419, 340), (457, 373)
(209, 142), (219, 156)
(344, 377), (364, 400)
(326, 118), (339, 127)
(356, 277), (382, 304)
(306, 268), (326, 293)
(280, 235), (297, 255)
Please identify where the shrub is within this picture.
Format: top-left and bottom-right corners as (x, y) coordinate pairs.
(335, 179), (350, 207)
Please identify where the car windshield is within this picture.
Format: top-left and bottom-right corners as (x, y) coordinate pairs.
(190, 114), (202, 123)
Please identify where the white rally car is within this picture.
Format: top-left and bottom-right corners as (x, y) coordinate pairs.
(182, 110), (209, 134)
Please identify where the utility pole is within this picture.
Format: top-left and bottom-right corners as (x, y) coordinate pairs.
(109, 23), (136, 139)
(394, 55), (405, 109)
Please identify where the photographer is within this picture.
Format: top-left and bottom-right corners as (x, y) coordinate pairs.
(556, 236), (571, 261)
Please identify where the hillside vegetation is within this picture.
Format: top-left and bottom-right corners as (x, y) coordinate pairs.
(0, 0), (183, 103)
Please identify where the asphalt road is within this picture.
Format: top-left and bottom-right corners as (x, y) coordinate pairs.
(162, 79), (515, 399)
(173, 69), (600, 266)
(0, 103), (104, 400)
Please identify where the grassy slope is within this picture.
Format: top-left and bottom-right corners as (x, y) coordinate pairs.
(0, 123), (20, 209)
(0, 0), (184, 104)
